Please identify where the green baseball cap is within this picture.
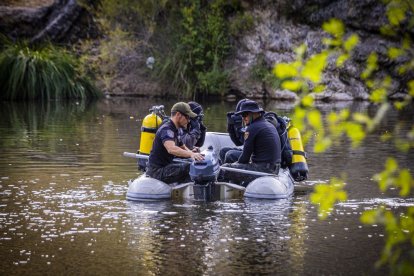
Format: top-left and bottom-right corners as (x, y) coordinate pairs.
(171, 102), (197, 118)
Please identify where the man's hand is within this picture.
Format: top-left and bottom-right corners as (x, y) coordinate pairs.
(189, 118), (200, 130)
(191, 152), (204, 161)
(191, 147), (200, 153)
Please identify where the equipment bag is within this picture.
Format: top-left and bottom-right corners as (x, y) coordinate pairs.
(263, 112), (293, 169)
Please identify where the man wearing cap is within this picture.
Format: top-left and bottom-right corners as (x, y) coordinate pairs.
(179, 101), (207, 151)
(146, 102), (205, 184)
(220, 100), (281, 185)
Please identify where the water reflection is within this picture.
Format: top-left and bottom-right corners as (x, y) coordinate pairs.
(122, 197), (309, 275)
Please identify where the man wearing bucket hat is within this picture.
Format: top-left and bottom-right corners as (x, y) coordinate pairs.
(219, 98), (248, 163)
(147, 102), (204, 184)
(179, 101), (207, 151)
(220, 100), (281, 185)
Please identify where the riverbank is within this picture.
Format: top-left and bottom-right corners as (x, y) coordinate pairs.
(0, 1), (410, 101)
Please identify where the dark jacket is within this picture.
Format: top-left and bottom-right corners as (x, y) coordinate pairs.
(238, 116), (281, 164)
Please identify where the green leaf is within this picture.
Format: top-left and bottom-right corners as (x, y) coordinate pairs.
(302, 52), (328, 83)
(361, 209), (380, 224)
(322, 37), (333, 46)
(394, 101), (406, 110)
(314, 84), (326, 93)
(381, 132), (393, 142)
(310, 177), (347, 220)
(361, 53), (378, 79)
(273, 63), (298, 79)
(314, 137), (332, 153)
(397, 169), (412, 196)
(388, 47), (405, 59)
(395, 139), (410, 152)
(408, 80), (414, 97)
(301, 95), (314, 107)
(387, 3), (406, 26)
(353, 113), (372, 125)
(322, 18), (344, 38)
(380, 25), (397, 36)
(346, 122), (365, 147)
(308, 109), (322, 129)
(344, 34), (359, 52)
(338, 109), (350, 120)
(336, 54), (349, 67)
(295, 44), (307, 57)
(386, 158), (398, 172)
(402, 34), (411, 50)
(281, 80), (302, 91)
(369, 88), (387, 103)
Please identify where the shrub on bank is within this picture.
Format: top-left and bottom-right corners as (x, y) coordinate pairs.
(0, 41), (101, 100)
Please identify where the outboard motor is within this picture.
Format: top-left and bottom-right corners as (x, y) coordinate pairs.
(189, 146), (221, 201)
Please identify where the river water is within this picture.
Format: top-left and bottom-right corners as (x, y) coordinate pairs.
(0, 98), (413, 275)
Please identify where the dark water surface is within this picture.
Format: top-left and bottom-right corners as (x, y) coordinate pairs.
(0, 98), (413, 275)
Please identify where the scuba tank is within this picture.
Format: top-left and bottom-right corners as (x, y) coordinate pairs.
(286, 119), (308, 181)
(137, 105), (165, 170)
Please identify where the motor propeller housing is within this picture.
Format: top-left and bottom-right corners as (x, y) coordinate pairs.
(189, 146), (221, 200)
(189, 146), (220, 184)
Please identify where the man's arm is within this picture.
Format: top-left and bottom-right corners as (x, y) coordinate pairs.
(227, 112), (244, 146)
(181, 118), (201, 149)
(164, 140), (204, 161)
(238, 129), (255, 163)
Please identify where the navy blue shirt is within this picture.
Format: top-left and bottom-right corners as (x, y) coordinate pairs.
(148, 119), (182, 168)
(238, 116), (281, 164)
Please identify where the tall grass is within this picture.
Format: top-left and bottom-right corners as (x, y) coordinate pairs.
(0, 42), (101, 100)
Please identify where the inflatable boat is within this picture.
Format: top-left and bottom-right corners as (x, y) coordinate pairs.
(125, 132), (295, 201)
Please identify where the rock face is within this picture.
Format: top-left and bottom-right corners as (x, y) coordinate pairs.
(0, 0), (98, 44)
(0, 0), (410, 101)
(226, 0), (409, 101)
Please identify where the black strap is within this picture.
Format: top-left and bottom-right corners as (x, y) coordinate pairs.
(141, 126), (158, 133)
(292, 150), (307, 158)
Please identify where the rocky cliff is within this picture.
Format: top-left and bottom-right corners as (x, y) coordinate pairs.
(227, 0), (409, 101)
(0, 0), (98, 43)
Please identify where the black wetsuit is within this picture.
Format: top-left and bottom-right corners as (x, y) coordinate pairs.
(221, 116), (281, 186)
(146, 119), (191, 184)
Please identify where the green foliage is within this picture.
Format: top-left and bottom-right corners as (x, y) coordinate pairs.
(229, 12), (254, 37)
(251, 55), (280, 88)
(373, 158), (414, 197)
(98, 0), (169, 32)
(92, 0), (248, 98)
(155, 0), (233, 97)
(310, 177), (347, 220)
(80, 27), (136, 92)
(361, 53), (378, 80)
(271, 1), (414, 273)
(197, 57), (229, 95)
(361, 206), (414, 274)
(0, 41), (100, 101)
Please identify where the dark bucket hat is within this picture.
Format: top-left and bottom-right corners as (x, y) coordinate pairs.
(171, 102), (197, 118)
(235, 100), (264, 115)
(188, 101), (203, 115)
(235, 98), (249, 112)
